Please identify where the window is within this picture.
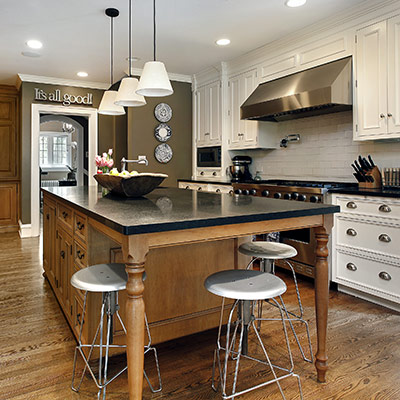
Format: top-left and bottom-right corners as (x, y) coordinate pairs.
(39, 133), (71, 169)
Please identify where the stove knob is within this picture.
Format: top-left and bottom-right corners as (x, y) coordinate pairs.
(283, 193), (291, 200)
(234, 189), (242, 195)
(262, 190), (269, 197)
(274, 192), (282, 199)
(249, 189), (257, 196)
(242, 189), (250, 195)
(292, 192), (299, 200)
(310, 195), (319, 203)
(298, 194), (307, 201)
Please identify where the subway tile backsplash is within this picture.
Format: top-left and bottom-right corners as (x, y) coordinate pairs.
(250, 111), (400, 182)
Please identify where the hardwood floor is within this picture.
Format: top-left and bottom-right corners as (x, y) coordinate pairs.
(0, 232), (399, 400)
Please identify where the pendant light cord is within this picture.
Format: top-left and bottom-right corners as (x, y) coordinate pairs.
(153, 0), (156, 61)
(129, 0), (132, 76)
(110, 14), (114, 85)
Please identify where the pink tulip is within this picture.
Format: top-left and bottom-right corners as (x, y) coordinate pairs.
(95, 155), (101, 166)
(108, 149), (113, 156)
(107, 159), (114, 168)
(102, 152), (107, 158)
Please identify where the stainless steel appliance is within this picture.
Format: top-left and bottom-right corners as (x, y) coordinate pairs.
(241, 56), (352, 122)
(197, 146), (221, 168)
(232, 180), (354, 278)
(229, 155), (252, 182)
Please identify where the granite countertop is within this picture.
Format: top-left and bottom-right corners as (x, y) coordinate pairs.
(329, 186), (400, 198)
(44, 186), (339, 235)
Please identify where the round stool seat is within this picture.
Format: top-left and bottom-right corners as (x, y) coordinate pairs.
(71, 263), (128, 292)
(239, 241), (297, 259)
(204, 269), (286, 301)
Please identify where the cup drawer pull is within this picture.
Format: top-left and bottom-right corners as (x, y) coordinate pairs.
(378, 234), (391, 243)
(62, 211), (68, 218)
(76, 250), (85, 260)
(346, 228), (357, 236)
(379, 271), (391, 281)
(346, 263), (357, 271)
(76, 221), (85, 231)
(346, 201), (357, 209)
(379, 204), (391, 213)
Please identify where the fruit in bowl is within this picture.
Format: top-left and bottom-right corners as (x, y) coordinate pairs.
(94, 169), (168, 197)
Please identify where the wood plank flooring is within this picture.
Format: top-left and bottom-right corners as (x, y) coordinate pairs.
(0, 232), (399, 399)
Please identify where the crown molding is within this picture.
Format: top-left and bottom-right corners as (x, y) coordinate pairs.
(122, 67), (192, 84)
(17, 74), (109, 90)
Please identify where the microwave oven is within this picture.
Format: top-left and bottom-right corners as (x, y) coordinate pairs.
(197, 146), (221, 168)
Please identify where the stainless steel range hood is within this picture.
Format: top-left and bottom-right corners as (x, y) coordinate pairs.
(241, 56), (352, 122)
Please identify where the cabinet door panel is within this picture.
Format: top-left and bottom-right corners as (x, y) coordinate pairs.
(228, 77), (241, 147)
(388, 15), (400, 135)
(355, 21), (387, 138)
(0, 183), (17, 225)
(240, 70), (258, 145)
(208, 81), (221, 143)
(196, 87), (206, 144)
(0, 95), (17, 178)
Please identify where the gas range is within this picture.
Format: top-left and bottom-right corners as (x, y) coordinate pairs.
(232, 180), (355, 203)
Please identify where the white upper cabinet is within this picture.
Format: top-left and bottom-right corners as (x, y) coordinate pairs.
(227, 69), (278, 149)
(195, 81), (222, 147)
(355, 16), (400, 140)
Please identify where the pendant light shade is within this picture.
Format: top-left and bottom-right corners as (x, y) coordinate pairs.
(115, 0), (146, 107)
(136, 0), (173, 97)
(136, 61), (173, 97)
(115, 77), (146, 106)
(98, 8), (126, 116)
(99, 90), (125, 115)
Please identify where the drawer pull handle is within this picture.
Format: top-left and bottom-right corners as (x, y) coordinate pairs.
(76, 313), (82, 326)
(229, 190), (233, 195)
(346, 263), (357, 271)
(216, 189), (221, 193)
(76, 221), (85, 230)
(346, 228), (357, 237)
(60, 250), (65, 259)
(378, 234), (391, 243)
(379, 204), (391, 213)
(76, 250), (85, 260)
(379, 271), (391, 281)
(198, 187), (202, 191)
(185, 186), (190, 190)
(62, 211), (68, 218)
(346, 201), (357, 209)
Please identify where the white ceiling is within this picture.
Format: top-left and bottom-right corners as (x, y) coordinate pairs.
(0, 0), (369, 86)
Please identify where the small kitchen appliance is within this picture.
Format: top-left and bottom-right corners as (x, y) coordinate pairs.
(197, 146), (221, 168)
(229, 155), (252, 182)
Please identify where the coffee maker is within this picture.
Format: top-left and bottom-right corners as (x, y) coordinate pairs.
(229, 156), (252, 182)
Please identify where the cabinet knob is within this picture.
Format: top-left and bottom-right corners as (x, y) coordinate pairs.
(380, 113), (386, 118)
(198, 187), (202, 191)
(346, 228), (357, 237)
(212, 172), (217, 176)
(378, 234), (391, 243)
(216, 189), (221, 193)
(60, 250), (65, 259)
(346, 263), (357, 271)
(200, 171), (205, 176)
(62, 211), (68, 218)
(185, 186), (190, 190)
(388, 113), (393, 117)
(379, 271), (391, 281)
(76, 221), (84, 230)
(46, 214), (50, 220)
(76, 313), (82, 326)
(76, 250), (85, 260)
(346, 201), (357, 209)
(379, 204), (391, 213)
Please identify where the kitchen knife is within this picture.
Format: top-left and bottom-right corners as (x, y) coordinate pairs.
(352, 164), (366, 181)
(362, 157), (372, 170)
(368, 155), (376, 168)
(359, 156), (371, 171)
(353, 172), (363, 182)
(354, 160), (366, 175)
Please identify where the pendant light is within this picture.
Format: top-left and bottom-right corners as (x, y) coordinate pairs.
(114, 0), (146, 107)
(136, 0), (173, 97)
(98, 8), (125, 115)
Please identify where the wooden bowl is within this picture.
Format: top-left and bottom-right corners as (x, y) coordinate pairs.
(94, 173), (168, 197)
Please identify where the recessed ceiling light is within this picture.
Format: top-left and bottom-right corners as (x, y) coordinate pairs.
(77, 71), (88, 77)
(26, 39), (43, 49)
(285, 0), (307, 7)
(216, 38), (231, 46)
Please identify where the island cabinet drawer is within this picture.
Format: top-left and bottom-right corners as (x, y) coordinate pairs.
(74, 241), (87, 269)
(72, 264), (86, 300)
(336, 218), (400, 257)
(337, 197), (400, 219)
(74, 212), (87, 243)
(57, 203), (73, 230)
(336, 252), (400, 301)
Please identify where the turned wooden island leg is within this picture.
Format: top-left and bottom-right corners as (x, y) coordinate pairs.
(123, 236), (149, 400)
(314, 219), (332, 383)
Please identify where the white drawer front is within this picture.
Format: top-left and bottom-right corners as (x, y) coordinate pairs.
(336, 251), (400, 301)
(336, 197), (400, 219)
(337, 217), (400, 256)
(208, 185), (233, 194)
(179, 182), (208, 192)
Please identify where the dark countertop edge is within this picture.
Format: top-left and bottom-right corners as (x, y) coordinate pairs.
(43, 188), (339, 236)
(177, 179), (232, 185)
(329, 187), (400, 198)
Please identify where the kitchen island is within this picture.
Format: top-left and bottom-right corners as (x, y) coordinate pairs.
(42, 186), (339, 400)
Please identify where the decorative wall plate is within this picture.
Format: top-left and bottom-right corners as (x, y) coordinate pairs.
(154, 123), (172, 142)
(154, 103), (172, 122)
(155, 143), (173, 163)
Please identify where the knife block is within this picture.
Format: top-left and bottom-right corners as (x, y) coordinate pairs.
(358, 166), (382, 189)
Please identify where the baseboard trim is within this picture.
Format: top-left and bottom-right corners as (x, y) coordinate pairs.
(18, 220), (32, 238)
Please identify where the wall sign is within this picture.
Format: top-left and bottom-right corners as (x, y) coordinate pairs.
(34, 88), (93, 106)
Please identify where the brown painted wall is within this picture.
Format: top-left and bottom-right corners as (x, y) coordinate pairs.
(20, 82), (127, 223)
(127, 80), (192, 187)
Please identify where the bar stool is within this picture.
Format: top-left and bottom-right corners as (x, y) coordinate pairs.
(70, 263), (162, 399)
(205, 269), (303, 400)
(238, 241), (313, 363)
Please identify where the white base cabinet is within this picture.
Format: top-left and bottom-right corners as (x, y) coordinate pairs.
(331, 194), (400, 311)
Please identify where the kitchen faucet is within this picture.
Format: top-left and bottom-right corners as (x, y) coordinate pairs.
(121, 156), (149, 171)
